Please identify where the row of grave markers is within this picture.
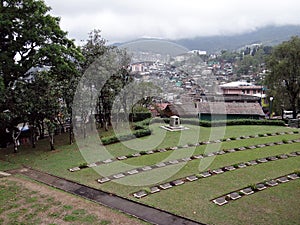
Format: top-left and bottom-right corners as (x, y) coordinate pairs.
(96, 139), (300, 184)
(68, 131), (299, 172)
(212, 173), (299, 206)
(131, 151), (300, 198)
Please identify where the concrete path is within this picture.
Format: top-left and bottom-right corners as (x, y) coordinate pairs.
(10, 167), (204, 225)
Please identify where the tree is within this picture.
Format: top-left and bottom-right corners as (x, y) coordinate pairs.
(265, 36), (300, 118)
(0, 0), (83, 151)
(79, 31), (132, 132)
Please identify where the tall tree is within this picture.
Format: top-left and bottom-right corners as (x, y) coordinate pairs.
(265, 36), (300, 119)
(79, 31), (132, 132)
(0, 0), (83, 151)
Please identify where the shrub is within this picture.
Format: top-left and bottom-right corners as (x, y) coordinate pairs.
(258, 133), (264, 137)
(282, 139), (288, 144)
(249, 184), (258, 191)
(230, 137), (236, 140)
(293, 130), (299, 134)
(294, 170), (300, 176)
(101, 129), (152, 145)
(79, 162), (88, 169)
(129, 112), (152, 122)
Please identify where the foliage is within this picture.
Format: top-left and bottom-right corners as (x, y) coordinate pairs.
(100, 129), (152, 145)
(0, 0), (83, 150)
(129, 112), (152, 122)
(265, 36), (300, 118)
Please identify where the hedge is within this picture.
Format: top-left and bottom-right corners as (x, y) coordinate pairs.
(101, 128), (152, 145)
(152, 118), (286, 127)
(129, 112), (152, 122)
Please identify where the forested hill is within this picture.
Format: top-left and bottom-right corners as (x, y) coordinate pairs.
(115, 25), (300, 53)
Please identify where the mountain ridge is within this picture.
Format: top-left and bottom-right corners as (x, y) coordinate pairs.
(114, 25), (300, 53)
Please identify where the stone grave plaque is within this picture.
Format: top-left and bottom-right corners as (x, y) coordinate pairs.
(256, 183), (266, 191)
(249, 146), (257, 149)
(117, 156), (127, 160)
(277, 177), (289, 183)
(224, 166), (236, 171)
(227, 192), (241, 200)
(156, 162), (166, 167)
(257, 158), (268, 163)
(213, 197), (228, 206)
(150, 187), (160, 193)
(159, 183), (173, 190)
(227, 149), (236, 153)
(132, 153), (141, 157)
(267, 156), (278, 161)
(239, 147), (246, 151)
(133, 191), (147, 198)
(204, 153), (215, 157)
(287, 174), (299, 180)
(182, 157), (192, 162)
(240, 188), (254, 195)
(246, 161), (258, 166)
(192, 155), (204, 159)
(169, 160), (179, 164)
(238, 163), (247, 168)
(127, 169), (139, 175)
(296, 151), (300, 155)
(87, 163), (97, 168)
(265, 180), (278, 187)
(217, 150), (226, 155)
(212, 169), (224, 174)
(103, 159), (113, 164)
(113, 173), (125, 179)
(186, 175), (198, 182)
(170, 146), (178, 150)
(287, 152), (297, 157)
(142, 166), (152, 171)
(278, 154), (288, 159)
(171, 180), (185, 186)
(159, 149), (167, 152)
(200, 172), (211, 178)
(275, 142), (284, 145)
(146, 150), (154, 154)
(69, 167), (81, 172)
(97, 177), (110, 183)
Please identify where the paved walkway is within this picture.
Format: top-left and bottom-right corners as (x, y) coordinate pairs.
(9, 167), (204, 225)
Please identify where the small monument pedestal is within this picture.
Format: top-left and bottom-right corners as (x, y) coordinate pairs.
(160, 116), (189, 131)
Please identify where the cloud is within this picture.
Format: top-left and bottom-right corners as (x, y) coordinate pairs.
(44, 0), (300, 43)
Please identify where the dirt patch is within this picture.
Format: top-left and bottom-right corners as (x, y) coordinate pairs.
(0, 176), (145, 225)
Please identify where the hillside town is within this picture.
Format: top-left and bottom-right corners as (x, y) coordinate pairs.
(129, 47), (273, 120)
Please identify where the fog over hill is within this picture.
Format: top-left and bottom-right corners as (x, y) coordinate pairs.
(115, 25), (300, 54)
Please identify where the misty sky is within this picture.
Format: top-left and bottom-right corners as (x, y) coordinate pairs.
(44, 0), (300, 44)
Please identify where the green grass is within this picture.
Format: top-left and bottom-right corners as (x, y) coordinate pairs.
(0, 124), (299, 224)
(0, 179), (113, 225)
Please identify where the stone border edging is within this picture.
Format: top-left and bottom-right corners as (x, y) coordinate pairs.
(211, 172), (300, 206)
(69, 131), (299, 172)
(96, 139), (300, 184)
(131, 152), (300, 198)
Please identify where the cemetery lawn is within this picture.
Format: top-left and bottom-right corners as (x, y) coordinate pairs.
(0, 176), (145, 225)
(1, 124), (299, 225)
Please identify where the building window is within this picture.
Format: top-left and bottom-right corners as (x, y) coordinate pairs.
(253, 90), (257, 94)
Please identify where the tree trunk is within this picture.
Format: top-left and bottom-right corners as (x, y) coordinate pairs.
(31, 126), (36, 148)
(49, 134), (55, 150)
(69, 119), (74, 145)
(13, 138), (18, 153)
